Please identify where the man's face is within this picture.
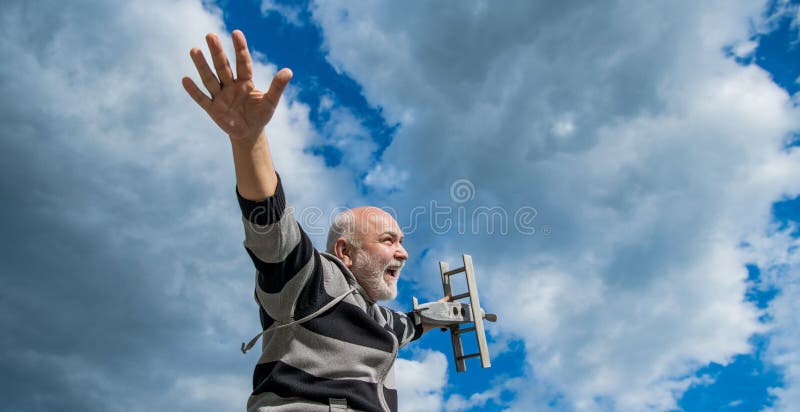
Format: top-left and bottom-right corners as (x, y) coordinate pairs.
(349, 209), (408, 301)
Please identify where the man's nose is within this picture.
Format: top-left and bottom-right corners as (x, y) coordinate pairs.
(396, 243), (408, 261)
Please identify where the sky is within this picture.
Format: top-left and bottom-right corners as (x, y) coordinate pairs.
(1, 0), (799, 411)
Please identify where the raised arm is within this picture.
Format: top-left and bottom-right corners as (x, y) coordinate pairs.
(183, 31), (324, 326)
(182, 30), (292, 200)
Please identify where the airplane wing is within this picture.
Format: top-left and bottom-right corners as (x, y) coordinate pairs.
(438, 254), (496, 372)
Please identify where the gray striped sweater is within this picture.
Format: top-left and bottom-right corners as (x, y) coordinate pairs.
(238, 176), (422, 412)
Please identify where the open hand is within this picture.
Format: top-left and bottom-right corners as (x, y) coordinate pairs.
(182, 30), (292, 146)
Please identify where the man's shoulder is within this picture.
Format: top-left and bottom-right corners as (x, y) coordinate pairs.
(317, 252), (358, 292)
(318, 252), (352, 279)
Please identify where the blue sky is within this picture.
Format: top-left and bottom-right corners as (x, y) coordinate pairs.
(1, 0), (799, 411)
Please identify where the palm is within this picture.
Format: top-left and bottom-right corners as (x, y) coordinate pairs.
(206, 81), (274, 141)
(182, 31), (292, 144)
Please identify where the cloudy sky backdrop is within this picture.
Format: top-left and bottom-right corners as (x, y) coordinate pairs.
(2, 0), (800, 411)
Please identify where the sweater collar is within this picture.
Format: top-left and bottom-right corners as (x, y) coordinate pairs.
(319, 251), (375, 304)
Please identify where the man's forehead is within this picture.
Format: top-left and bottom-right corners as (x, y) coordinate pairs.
(350, 207), (402, 236)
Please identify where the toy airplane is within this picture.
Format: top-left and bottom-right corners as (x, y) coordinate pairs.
(411, 254), (497, 372)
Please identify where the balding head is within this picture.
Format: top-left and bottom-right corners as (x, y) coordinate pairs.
(326, 207), (397, 252)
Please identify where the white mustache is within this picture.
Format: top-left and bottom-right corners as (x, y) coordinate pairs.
(385, 260), (405, 271)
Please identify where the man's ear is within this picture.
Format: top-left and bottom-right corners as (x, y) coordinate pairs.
(333, 237), (354, 267)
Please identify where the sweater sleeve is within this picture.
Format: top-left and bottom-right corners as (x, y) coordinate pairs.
(237, 174), (320, 323)
(378, 306), (423, 348)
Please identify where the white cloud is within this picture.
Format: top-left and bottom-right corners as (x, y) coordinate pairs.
(0, 0), (355, 409)
(365, 164), (410, 191)
(444, 377), (522, 412)
(794, 6), (800, 32)
(750, 0), (799, 37)
(731, 40), (759, 58)
(260, 0), (303, 26)
(309, 0), (800, 410)
(317, 101), (380, 173)
(744, 226), (800, 412)
(551, 113), (577, 138)
(396, 350), (449, 412)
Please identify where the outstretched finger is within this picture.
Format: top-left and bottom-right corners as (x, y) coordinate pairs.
(232, 30), (253, 82)
(182, 77), (212, 111)
(206, 33), (234, 86)
(264, 68), (293, 108)
(189, 48), (221, 97)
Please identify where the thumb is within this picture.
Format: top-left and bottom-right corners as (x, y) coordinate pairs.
(264, 68), (293, 107)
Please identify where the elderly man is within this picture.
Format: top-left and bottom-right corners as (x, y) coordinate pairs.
(183, 31), (437, 412)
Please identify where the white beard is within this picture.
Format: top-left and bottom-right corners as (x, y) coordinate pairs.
(351, 248), (402, 301)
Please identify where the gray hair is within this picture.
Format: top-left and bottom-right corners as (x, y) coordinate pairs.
(326, 209), (361, 253)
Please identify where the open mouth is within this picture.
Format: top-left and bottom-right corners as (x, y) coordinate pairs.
(384, 267), (400, 279)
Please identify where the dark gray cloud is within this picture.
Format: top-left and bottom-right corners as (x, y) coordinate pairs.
(0, 1), (310, 410)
